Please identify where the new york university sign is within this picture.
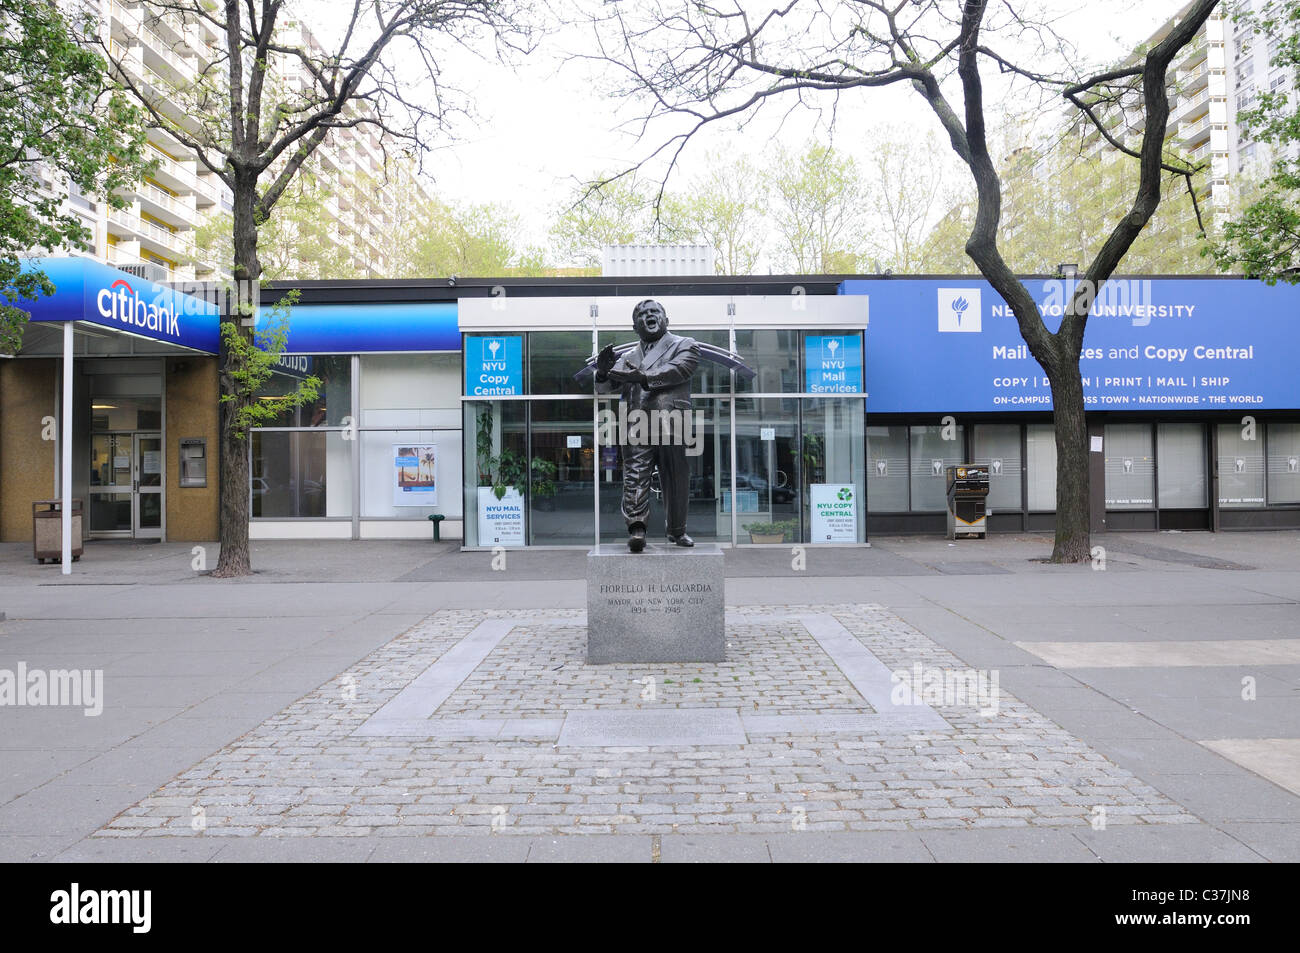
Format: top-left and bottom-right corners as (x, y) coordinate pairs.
(841, 277), (1300, 413)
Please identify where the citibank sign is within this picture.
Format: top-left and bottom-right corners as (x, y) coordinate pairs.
(96, 278), (181, 337)
(17, 257), (220, 353)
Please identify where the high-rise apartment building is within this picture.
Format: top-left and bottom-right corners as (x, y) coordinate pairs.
(44, 1), (420, 282)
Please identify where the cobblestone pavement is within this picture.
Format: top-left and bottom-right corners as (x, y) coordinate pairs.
(440, 620), (873, 717)
(97, 604), (1195, 838)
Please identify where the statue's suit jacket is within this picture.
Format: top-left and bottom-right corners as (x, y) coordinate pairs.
(595, 332), (700, 411)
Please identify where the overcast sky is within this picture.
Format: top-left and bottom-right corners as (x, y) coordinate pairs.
(327, 1), (1191, 248)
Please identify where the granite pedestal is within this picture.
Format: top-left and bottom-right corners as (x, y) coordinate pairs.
(586, 543), (725, 663)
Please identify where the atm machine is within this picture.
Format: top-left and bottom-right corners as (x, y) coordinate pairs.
(945, 465), (990, 539)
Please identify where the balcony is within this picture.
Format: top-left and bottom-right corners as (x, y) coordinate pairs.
(1178, 40), (1208, 72)
(135, 181), (198, 228)
(109, 0), (140, 31)
(108, 208), (195, 258)
(140, 28), (196, 81)
(1175, 88), (1211, 120)
(106, 244), (144, 269)
(1180, 115), (1211, 145)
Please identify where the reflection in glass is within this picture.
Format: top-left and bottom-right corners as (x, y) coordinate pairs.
(1217, 422), (1265, 507)
(734, 329), (799, 394)
(910, 425), (965, 512)
(1026, 424), (1057, 511)
(1157, 423), (1206, 508)
(1267, 423), (1300, 504)
(973, 424), (1022, 512)
(1104, 423), (1154, 509)
(732, 398), (799, 541)
(867, 426), (909, 512)
(531, 331), (594, 396)
(252, 430), (352, 518)
(801, 398), (866, 543)
(462, 401), (528, 546)
(259, 354), (352, 426)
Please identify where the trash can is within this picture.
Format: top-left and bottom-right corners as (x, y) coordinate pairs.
(945, 466), (989, 540)
(33, 499), (83, 564)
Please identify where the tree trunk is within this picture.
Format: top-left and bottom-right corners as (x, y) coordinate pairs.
(1045, 354), (1091, 563)
(211, 176), (261, 577)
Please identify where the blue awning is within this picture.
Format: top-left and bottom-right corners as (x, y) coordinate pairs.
(13, 257), (220, 353)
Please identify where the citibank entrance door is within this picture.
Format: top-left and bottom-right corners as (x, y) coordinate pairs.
(133, 433), (163, 538)
(88, 429), (163, 539)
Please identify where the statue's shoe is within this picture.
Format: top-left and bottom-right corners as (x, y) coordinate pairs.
(667, 533), (695, 547)
(628, 522), (647, 553)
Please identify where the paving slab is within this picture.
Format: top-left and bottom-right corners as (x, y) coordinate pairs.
(1200, 739), (1300, 797)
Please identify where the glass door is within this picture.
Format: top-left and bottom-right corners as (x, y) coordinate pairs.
(89, 434), (134, 535)
(134, 432), (163, 539)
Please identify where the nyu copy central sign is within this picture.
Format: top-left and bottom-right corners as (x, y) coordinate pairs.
(841, 278), (1300, 413)
(17, 257), (220, 352)
(464, 335), (523, 396)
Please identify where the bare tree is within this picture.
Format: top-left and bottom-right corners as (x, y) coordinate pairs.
(582, 0), (1218, 562)
(107, 0), (531, 575)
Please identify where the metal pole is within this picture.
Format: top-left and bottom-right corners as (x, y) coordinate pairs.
(61, 320), (73, 575)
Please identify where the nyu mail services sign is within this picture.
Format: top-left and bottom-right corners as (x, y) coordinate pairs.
(18, 257), (219, 352)
(840, 278), (1300, 413)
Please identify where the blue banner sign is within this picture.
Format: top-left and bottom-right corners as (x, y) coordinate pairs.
(258, 301), (459, 353)
(840, 278), (1300, 412)
(464, 334), (523, 396)
(804, 334), (863, 393)
(15, 257), (220, 353)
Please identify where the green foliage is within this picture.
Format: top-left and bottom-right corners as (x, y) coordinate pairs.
(0, 0), (150, 353)
(746, 519), (798, 540)
(550, 175), (661, 269)
(195, 166), (359, 280)
(474, 406), (557, 499)
(659, 153), (767, 274)
(218, 290), (320, 439)
(920, 129), (1214, 275)
(766, 143), (868, 273)
(1206, 0), (1300, 283)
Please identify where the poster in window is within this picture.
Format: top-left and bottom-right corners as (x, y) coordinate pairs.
(393, 444), (437, 506)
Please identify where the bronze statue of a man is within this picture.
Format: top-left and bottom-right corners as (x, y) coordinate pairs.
(594, 299), (700, 552)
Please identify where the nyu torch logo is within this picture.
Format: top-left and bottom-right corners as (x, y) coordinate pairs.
(938, 288), (981, 332)
(96, 279), (180, 337)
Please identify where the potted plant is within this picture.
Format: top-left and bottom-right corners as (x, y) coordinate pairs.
(746, 521), (787, 544)
(473, 408), (557, 546)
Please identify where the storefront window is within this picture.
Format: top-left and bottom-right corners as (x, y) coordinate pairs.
(596, 329), (733, 394)
(1105, 423), (1154, 509)
(529, 399), (596, 545)
(530, 331), (593, 396)
(733, 397), (799, 541)
(734, 329), (800, 394)
(1267, 422), (1300, 504)
(1026, 424), (1057, 511)
(910, 424), (965, 512)
(867, 426), (909, 511)
(463, 400), (528, 546)
(1217, 422), (1265, 507)
(1157, 423), (1207, 508)
(973, 424), (1022, 513)
(261, 354), (352, 426)
(801, 398), (866, 542)
(252, 430), (352, 517)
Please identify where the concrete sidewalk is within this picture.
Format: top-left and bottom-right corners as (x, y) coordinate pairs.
(1, 531), (1297, 862)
